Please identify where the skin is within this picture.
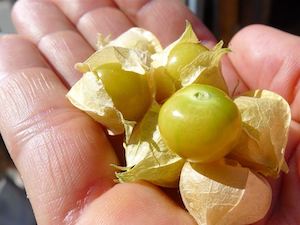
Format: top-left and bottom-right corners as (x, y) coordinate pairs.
(0, 0), (299, 224)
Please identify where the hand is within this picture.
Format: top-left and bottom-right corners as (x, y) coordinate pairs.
(0, 1), (299, 225)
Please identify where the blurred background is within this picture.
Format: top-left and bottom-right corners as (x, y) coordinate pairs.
(186, 0), (300, 44)
(0, 0), (300, 225)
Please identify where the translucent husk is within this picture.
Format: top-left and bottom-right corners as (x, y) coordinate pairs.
(66, 72), (124, 135)
(230, 90), (290, 177)
(96, 27), (163, 54)
(180, 161), (272, 225)
(75, 46), (151, 75)
(116, 103), (185, 188)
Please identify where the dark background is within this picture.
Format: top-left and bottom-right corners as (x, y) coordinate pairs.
(187, 0), (300, 44)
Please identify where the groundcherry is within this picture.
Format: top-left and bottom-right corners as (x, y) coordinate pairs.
(158, 84), (242, 163)
(98, 63), (152, 121)
(166, 42), (208, 82)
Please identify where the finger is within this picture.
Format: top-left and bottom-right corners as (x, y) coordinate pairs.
(77, 183), (196, 225)
(51, 0), (116, 23)
(12, 0), (94, 86)
(0, 35), (49, 71)
(0, 35), (118, 225)
(38, 30), (93, 86)
(228, 25), (300, 123)
(265, 143), (300, 224)
(52, 0), (134, 48)
(114, 0), (216, 46)
(221, 56), (249, 96)
(12, 0), (75, 43)
(228, 25), (300, 225)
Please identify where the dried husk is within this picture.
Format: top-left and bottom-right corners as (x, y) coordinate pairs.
(151, 22), (229, 93)
(230, 90), (291, 177)
(180, 161), (272, 225)
(76, 27), (162, 74)
(75, 46), (151, 74)
(116, 103), (185, 188)
(97, 27), (163, 54)
(178, 41), (229, 92)
(66, 72), (124, 134)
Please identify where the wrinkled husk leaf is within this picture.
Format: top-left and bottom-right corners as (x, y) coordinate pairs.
(180, 161), (272, 225)
(178, 41), (229, 92)
(66, 72), (124, 134)
(75, 46), (151, 74)
(116, 103), (185, 188)
(123, 120), (136, 143)
(77, 27), (162, 74)
(230, 90), (291, 177)
(97, 27), (163, 54)
(151, 22), (229, 93)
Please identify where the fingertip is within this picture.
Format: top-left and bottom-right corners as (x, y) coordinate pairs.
(229, 24), (299, 51)
(12, 0), (75, 43)
(116, 0), (216, 46)
(10, 0), (21, 21)
(77, 7), (133, 48)
(11, 0), (31, 33)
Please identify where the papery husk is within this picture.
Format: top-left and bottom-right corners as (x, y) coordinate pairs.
(231, 89), (290, 177)
(116, 103), (185, 188)
(179, 41), (229, 93)
(75, 46), (151, 74)
(97, 27), (163, 54)
(66, 72), (124, 135)
(151, 22), (229, 93)
(180, 161), (272, 225)
(76, 27), (162, 73)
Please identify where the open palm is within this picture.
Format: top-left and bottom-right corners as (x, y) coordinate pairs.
(0, 1), (299, 224)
